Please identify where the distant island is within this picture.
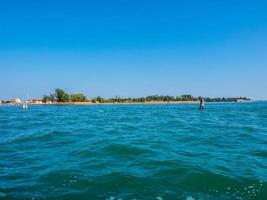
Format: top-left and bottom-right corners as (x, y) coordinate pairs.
(0, 89), (252, 105)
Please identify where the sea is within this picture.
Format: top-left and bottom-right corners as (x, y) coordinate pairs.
(0, 102), (266, 200)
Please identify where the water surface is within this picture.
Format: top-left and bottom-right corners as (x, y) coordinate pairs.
(0, 102), (266, 199)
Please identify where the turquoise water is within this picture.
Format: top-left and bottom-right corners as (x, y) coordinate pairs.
(0, 102), (266, 200)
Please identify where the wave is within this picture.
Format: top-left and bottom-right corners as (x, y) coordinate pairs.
(1, 130), (71, 145)
(102, 144), (152, 158)
(30, 170), (267, 200)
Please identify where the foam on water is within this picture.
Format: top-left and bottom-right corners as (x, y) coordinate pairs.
(186, 197), (195, 200)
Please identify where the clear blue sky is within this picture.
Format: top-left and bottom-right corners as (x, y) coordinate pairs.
(0, 0), (267, 100)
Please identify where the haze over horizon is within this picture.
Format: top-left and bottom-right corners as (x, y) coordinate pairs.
(1, 0), (267, 100)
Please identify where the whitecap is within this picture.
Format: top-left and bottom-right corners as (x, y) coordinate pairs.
(106, 196), (115, 200)
(186, 196), (196, 200)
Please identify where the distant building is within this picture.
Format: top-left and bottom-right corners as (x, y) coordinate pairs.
(236, 99), (250, 102)
(28, 99), (43, 104)
(11, 98), (22, 104)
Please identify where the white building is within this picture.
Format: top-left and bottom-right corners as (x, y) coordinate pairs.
(11, 98), (22, 104)
(46, 100), (53, 104)
(28, 99), (43, 104)
(236, 99), (251, 102)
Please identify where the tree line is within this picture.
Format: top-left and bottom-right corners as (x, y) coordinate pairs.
(43, 89), (87, 103)
(42, 89), (251, 103)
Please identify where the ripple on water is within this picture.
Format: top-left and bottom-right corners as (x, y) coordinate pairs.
(103, 144), (152, 158)
(252, 149), (267, 159)
(0, 103), (267, 199)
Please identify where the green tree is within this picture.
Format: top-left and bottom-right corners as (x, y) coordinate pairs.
(50, 94), (56, 102)
(55, 89), (69, 102)
(70, 93), (87, 102)
(180, 94), (193, 101)
(43, 95), (52, 103)
(96, 96), (104, 103)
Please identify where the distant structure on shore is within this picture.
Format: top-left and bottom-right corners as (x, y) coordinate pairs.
(236, 98), (250, 102)
(27, 99), (43, 104)
(10, 98), (22, 104)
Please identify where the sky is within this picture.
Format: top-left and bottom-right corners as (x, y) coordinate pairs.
(0, 0), (267, 100)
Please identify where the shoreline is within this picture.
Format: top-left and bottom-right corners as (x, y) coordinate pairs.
(52, 101), (200, 105)
(0, 100), (255, 106)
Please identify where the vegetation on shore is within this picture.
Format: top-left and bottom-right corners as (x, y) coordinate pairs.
(43, 89), (87, 103)
(40, 89), (251, 103)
